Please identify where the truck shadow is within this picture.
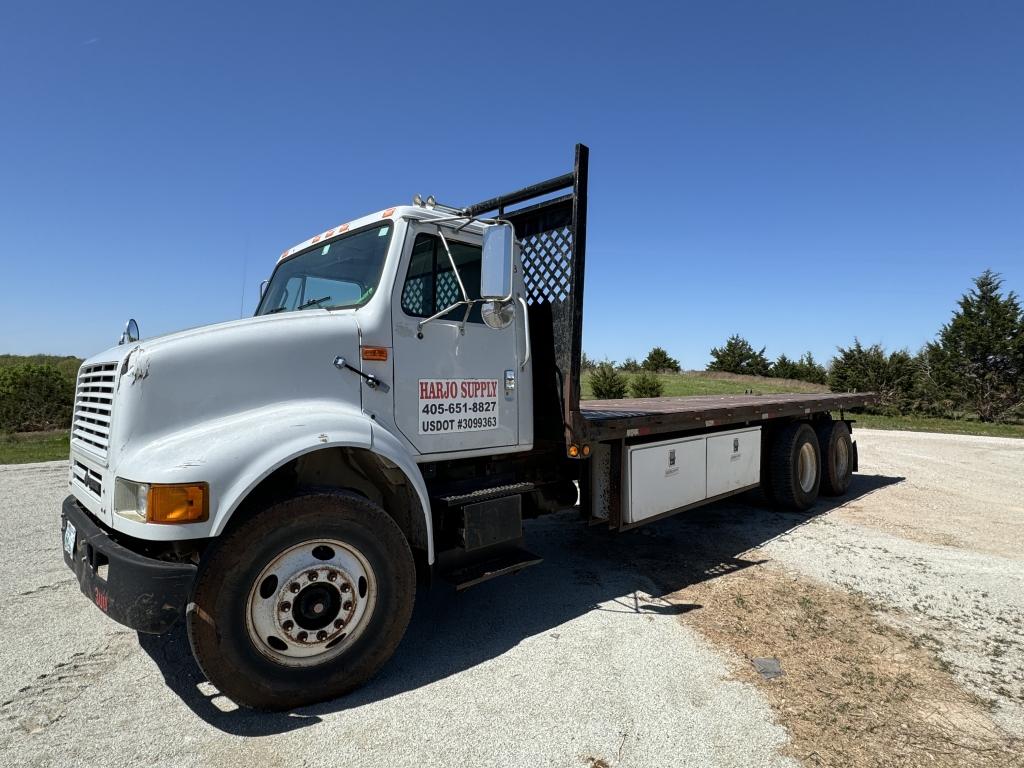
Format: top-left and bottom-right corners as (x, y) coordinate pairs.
(138, 472), (903, 735)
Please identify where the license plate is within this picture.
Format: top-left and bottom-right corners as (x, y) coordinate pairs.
(63, 520), (77, 556)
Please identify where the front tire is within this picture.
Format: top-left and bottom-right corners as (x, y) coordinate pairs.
(187, 490), (415, 710)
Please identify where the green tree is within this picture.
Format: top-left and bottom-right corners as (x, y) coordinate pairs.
(590, 363), (628, 399)
(641, 347), (681, 373)
(771, 353), (800, 380)
(924, 270), (1023, 422)
(619, 357), (641, 372)
(794, 352), (828, 384)
(629, 370), (664, 398)
(708, 335), (770, 376)
(0, 363), (76, 432)
(829, 340), (921, 415)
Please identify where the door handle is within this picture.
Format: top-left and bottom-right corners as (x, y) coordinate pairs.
(518, 296), (531, 370)
(333, 356), (390, 393)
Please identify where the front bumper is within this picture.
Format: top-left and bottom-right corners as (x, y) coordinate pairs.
(61, 495), (197, 634)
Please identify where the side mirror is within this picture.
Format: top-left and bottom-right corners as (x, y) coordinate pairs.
(259, 279), (269, 298)
(119, 318), (140, 346)
(480, 223), (514, 300)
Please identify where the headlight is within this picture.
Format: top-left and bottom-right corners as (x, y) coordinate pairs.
(114, 478), (208, 524)
(114, 478), (149, 522)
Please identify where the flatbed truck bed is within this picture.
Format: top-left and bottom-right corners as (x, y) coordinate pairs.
(580, 392), (875, 441)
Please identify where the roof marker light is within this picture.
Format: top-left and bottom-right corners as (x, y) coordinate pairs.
(381, 208), (395, 218)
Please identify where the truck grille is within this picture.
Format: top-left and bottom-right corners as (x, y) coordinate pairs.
(72, 460), (103, 499)
(72, 362), (117, 459)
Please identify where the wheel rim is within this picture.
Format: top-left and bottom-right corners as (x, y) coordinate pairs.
(834, 437), (850, 479)
(246, 539), (377, 667)
(798, 442), (817, 493)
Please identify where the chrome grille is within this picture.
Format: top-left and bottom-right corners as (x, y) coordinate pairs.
(72, 362), (117, 459)
(72, 460), (103, 499)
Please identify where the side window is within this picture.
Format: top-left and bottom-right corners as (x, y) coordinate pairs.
(401, 233), (483, 323)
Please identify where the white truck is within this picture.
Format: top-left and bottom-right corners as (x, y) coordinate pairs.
(61, 145), (875, 709)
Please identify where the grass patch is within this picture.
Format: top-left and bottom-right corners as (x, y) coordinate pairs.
(0, 431), (69, 464)
(665, 565), (1021, 768)
(847, 413), (1024, 440)
(581, 370), (827, 399)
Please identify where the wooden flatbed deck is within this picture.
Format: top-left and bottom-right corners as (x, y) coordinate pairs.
(579, 392), (875, 441)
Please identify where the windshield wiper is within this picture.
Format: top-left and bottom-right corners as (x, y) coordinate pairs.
(265, 306), (288, 314)
(297, 296), (331, 311)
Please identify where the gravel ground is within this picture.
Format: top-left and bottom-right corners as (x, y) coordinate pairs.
(0, 428), (1020, 766)
(0, 463), (793, 768)
(759, 430), (1024, 735)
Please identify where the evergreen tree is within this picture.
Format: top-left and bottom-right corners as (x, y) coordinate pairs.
(925, 270), (1023, 422)
(794, 351), (828, 385)
(590, 363), (628, 399)
(829, 340), (921, 415)
(708, 335), (770, 376)
(629, 370), (664, 398)
(771, 353), (799, 380)
(641, 347), (681, 373)
(619, 357), (641, 372)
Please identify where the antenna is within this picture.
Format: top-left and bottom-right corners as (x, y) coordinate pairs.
(239, 234), (249, 318)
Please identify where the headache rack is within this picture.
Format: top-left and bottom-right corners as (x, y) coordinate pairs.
(464, 144), (590, 455)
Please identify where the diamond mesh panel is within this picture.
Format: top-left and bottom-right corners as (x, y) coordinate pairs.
(521, 226), (574, 305)
(401, 276), (428, 315)
(436, 272), (460, 309)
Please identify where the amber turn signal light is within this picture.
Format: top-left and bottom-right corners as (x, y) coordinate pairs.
(148, 483), (209, 524)
(360, 346), (389, 362)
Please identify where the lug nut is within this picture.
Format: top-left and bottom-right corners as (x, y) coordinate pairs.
(307, 571), (319, 581)
(316, 630), (327, 641)
(340, 583), (351, 593)
(297, 631), (308, 642)
(334, 619), (345, 629)
(283, 620), (294, 631)
(327, 571), (338, 582)
(290, 582), (300, 593)
(343, 600), (353, 611)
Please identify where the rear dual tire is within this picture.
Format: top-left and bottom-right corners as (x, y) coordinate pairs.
(766, 422), (821, 511)
(816, 420), (854, 496)
(764, 420), (854, 511)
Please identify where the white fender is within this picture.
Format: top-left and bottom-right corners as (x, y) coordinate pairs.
(110, 401), (434, 561)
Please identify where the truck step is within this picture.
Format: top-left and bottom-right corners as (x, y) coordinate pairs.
(441, 548), (543, 591)
(436, 482), (535, 508)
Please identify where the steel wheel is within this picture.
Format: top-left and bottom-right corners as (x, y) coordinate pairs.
(797, 441), (818, 493)
(245, 538), (377, 667)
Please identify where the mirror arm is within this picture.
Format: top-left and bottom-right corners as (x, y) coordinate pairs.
(416, 299), (476, 336)
(436, 229), (470, 304)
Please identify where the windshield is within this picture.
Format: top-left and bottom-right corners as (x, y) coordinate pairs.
(256, 223), (393, 315)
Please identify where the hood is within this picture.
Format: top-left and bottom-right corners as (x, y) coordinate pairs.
(93, 311), (364, 459)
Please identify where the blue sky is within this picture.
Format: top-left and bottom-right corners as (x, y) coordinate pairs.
(1, 1), (1021, 368)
